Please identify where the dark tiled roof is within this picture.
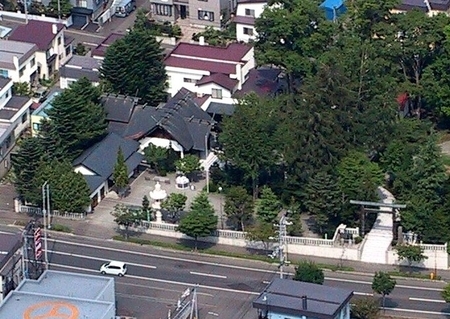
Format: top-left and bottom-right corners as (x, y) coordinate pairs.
(109, 88), (214, 152)
(197, 73), (238, 91)
(9, 21), (64, 51)
(206, 102), (235, 116)
(233, 15), (256, 26)
(91, 33), (125, 58)
(66, 56), (101, 69)
(253, 279), (353, 319)
(101, 94), (139, 123)
(73, 132), (142, 179)
(60, 67), (100, 83)
(235, 67), (283, 97)
(0, 96), (30, 121)
(165, 56), (237, 75)
(0, 76), (11, 90)
(64, 36), (75, 46)
(83, 175), (105, 193)
(168, 42), (252, 62)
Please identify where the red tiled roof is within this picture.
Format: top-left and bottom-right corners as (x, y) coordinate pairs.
(197, 73), (238, 91)
(233, 15), (256, 26)
(165, 57), (237, 75)
(91, 33), (125, 57)
(9, 21), (64, 51)
(169, 42), (252, 62)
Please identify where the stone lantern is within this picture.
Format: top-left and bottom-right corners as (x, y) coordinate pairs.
(149, 182), (167, 223)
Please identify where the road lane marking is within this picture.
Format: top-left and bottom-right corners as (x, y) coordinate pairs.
(263, 281), (270, 284)
(51, 239), (276, 274)
(117, 282), (214, 297)
(409, 297), (446, 303)
(51, 263), (259, 295)
(327, 277), (443, 291)
(190, 272), (227, 279)
(354, 292), (374, 296)
(382, 307), (450, 316)
(49, 250), (157, 269)
(49, 239), (445, 293)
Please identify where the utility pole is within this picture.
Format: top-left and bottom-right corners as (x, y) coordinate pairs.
(205, 133), (209, 194)
(189, 286), (198, 319)
(57, 0), (61, 21)
(42, 182), (49, 270)
(269, 214), (292, 279)
(24, 0), (28, 24)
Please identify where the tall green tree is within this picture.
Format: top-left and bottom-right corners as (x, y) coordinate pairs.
(245, 221), (276, 250)
(351, 297), (380, 319)
(175, 155), (201, 180)
(33, 160), (90, 213)
(144, 144), (168, 174)
(256, 186), (280, 224)
(162, 193), (187, 213)
(12, 137), (44, 205)
(46, 0), (72, 17)
(113, 147), (129, 197)
(177, 192), (217, 250)
(371, 271), (396, 307)
(224, 186), (254, 231)
(43, 77), (107, 159)
(220, 94), (278, 198)
(293, 261), (324, 285)
(255, 0), (335, 91)
(100, 29), (167, 105)
(111, 203), (137, 239)
(303, 171), (341, 233)
(395, 244), (427, 269)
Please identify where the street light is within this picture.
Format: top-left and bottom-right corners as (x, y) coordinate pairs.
(41, 182), (50, 270)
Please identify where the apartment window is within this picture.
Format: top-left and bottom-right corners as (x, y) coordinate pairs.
(5, 90), (9, 99)
(33, 123), (42, 131)
(198, 10), (214, 21)
(245, 8), (255, 17)
(154, 4), (172, 16)
(58, 36), (62, 45)
(183, 78), (197, 83)
(212, 88), (222, 99)
(19, 66), (25, 77)
(243, 27), (254, 36)
(4, 160), (8, 168)
(21, 113), (27, 124)
(76, 0), (87, 7)
(0, 69), (8, 77)
(30, 58), (35, 68)
(199, 0), (207, 2)
(5, 135), (11, 149)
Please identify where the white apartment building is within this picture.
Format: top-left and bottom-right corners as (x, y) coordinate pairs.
(233, 0), (267, 42)
(0, 40), (38, 84)
(9, 21), (73, 80)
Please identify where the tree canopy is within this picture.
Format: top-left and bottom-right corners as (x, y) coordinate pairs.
(100, 29), (167, 105)
(293, 261), (324, 285)
(371, 271), (396, 307)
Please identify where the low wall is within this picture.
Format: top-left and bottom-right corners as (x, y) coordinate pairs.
(0, 10), (73, 27)
(387, 246), (449, 270)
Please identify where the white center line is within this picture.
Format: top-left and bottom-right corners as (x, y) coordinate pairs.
(190, 271), (227, 279)
(50, 250), (157, 269)
(408, 297), (446, 304)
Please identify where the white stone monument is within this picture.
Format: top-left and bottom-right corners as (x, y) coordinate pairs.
(150, 182), (167, 223)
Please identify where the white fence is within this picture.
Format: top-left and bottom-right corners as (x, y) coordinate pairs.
(0, 10), (73, 27)
(16, 203), (85, 220)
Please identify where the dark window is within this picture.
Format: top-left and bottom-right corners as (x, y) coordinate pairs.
(21, 113), (27, 124)
(198, 10), (214, 21)
(154, 4), (172, 16)
(245, 8), (255, 17)
(183, 78), (197, 83)
(243, 27), (254, 35)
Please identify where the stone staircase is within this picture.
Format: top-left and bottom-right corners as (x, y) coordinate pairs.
(360, 187), (395, 264)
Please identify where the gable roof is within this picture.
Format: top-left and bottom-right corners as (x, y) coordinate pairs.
(91, 33), (125, 58)
(197, 73), (238, 91)
(73, 132), (142, 179)
(108, 88), (214, 152)
(9, 21), (64, 51)
(168, 42), (252, 62)
(235, 67), (284, 98)
(164, 56), (237, 74)
(0, 76), (11, 90)
(0, 40), (38, 69)
(65, 55), (101, 69)
(101, 94), (139, 123)
(253, 279), (353, 319)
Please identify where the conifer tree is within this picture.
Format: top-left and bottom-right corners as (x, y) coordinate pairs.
(12, 137), (44, 204)
(113, 147), (129, 197)
(43, 78), (107, 159)
(256, 186), (280, 223)
(100, 29), (167, 105)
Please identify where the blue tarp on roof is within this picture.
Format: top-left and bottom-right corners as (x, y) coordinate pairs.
(320, 0), (346, 21)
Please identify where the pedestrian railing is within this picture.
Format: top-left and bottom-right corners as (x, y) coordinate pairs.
(418, 243), (447, 251)
(18, 204), (85, 220)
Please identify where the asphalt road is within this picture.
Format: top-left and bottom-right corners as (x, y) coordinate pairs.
(42, 235), (450, 319)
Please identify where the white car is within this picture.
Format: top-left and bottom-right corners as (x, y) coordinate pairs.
(100, 261), (127, 276)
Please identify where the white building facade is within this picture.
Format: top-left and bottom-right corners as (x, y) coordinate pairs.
(0, 40), (38, 84)
(234, 0), (267, 42)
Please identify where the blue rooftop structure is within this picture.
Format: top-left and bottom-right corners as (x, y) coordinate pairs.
(32, 91), (60, 118)
(320, 0), (346, 21)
